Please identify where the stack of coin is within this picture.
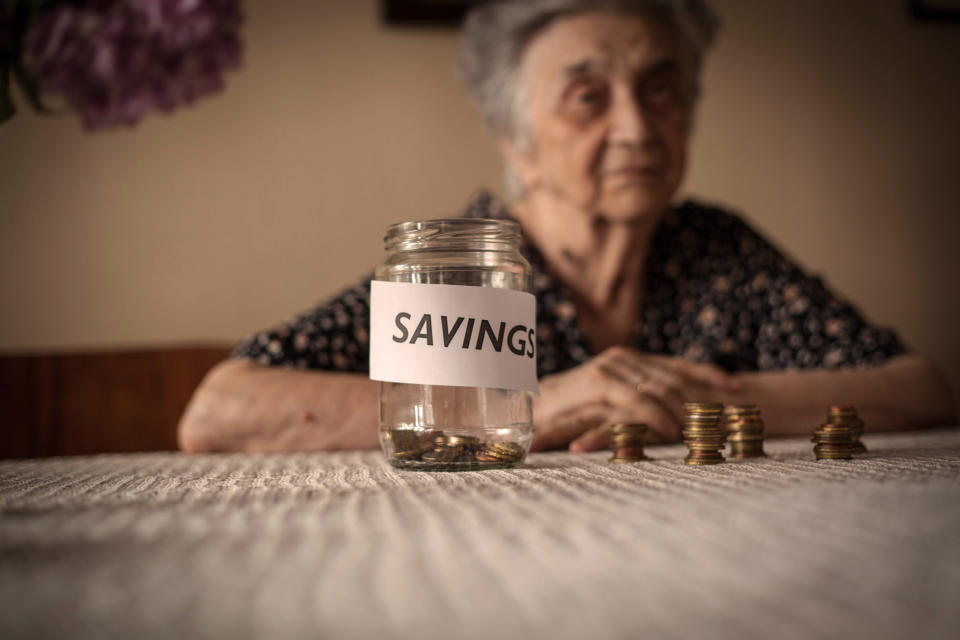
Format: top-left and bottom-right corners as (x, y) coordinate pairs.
(609, 423), (648, 463)
(384, 428), (528, 470)
(421, 433), (481, 464)
(475, 440), (525, 464)
(827, 406), (867, 454)
(682, 402), (726, 465)
(811, 422), (853, 460)
(384, 428), (429, 462)
(723, 404), (767, 459)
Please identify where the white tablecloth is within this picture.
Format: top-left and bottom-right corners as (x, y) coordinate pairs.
(1, 430), (959, 639)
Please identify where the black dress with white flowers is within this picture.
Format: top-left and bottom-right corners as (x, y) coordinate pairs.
(234, 191), (905, 376)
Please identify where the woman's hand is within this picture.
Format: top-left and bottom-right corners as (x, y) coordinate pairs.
(531, 346), (740, 452)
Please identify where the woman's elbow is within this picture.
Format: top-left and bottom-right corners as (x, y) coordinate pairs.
(177, 412), (213, 453)
(177, 389), (220, 454)
(891, 354), (957, 427)
(177, 358), (254, 453)
(922, 358), (958, 426)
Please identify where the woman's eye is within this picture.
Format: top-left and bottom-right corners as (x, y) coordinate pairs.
(567, 85), (608, 114)
(576, 88), (604, 104)
(641, 75), (682, 106)
(646, 80), (669, 97)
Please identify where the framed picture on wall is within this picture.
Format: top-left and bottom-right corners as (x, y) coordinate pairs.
(381, 0), (489, 27)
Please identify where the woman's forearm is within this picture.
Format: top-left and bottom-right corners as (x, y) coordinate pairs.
(179, 354), (954, 453)
(178, 358), (380, 453)
(718, 354), (956, 438)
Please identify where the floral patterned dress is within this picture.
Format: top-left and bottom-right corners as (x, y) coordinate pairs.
(234, 191), (905, 376)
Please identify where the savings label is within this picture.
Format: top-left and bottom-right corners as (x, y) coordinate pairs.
(369, 280), (538, 393)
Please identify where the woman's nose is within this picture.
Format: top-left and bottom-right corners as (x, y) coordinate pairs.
(608, 90), (650, 146)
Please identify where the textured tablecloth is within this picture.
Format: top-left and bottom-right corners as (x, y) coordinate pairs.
(1, 430), (959, 640)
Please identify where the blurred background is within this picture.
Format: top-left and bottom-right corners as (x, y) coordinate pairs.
(1, 0), (958, 456)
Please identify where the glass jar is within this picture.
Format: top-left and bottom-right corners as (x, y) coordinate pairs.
(374, 218), (534, 471)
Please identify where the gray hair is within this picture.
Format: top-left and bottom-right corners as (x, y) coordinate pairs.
(458, 0), (720, 197)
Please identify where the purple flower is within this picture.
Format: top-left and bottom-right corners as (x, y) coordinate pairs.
(24, 0), (243, 129)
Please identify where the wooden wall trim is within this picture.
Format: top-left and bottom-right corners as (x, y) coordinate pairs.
(0, 346), (231, 459)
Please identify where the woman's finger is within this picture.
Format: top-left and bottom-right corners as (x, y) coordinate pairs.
(530, 405), (606, 451)
(532, 352), (703, 451)
(637, 381), (684, 427)
(567, 393), (683, 451)
(566, 406), (638, 453)
(533, 367), (609, 426)
(599, 356), (676, 403)
(598, 359), (686, 427)
(655, 355), (740, 392)
(569, 423), (612, 452)
(603, 384), (683, 444)
(604, 347), (739, 393)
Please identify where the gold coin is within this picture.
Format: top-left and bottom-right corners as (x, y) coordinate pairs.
(445, 434), (481, 448)
(610, 422), (648, 434)
(421, 446), (462, 463)
(724, 404), (758, 413)
(683, 402), (724, 413)
(487, 440), (523, 454)
(828, 405), (857, 415)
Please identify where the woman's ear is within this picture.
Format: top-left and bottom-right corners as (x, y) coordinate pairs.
(498, 138), (540, 192)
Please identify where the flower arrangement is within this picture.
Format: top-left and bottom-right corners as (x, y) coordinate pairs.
(0, 0), (243, 130)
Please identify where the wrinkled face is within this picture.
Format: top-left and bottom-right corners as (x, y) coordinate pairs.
(506, 12), (692, 221)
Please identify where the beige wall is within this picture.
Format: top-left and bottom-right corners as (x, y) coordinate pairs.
(2, 0), (958, 403)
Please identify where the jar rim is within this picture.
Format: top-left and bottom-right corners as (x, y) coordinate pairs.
(384, 218), (521, 252)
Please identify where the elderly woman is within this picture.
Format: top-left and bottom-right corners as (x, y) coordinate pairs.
(178, 0), (954, 453)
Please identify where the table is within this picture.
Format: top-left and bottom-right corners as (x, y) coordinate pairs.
(2, 430), (959, 639)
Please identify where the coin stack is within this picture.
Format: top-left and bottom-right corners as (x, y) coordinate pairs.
(385, 428), (527, 470)
(421, 433), (482, 464)
(811, 422), (853, 460)
(827, 406), (867, 454)
(475, 440), (525, 464)
(682, 402), (726, 465)
(385, 428), (431, 462)
(723, 404), (767, 459)
(609, 423), (648, 463)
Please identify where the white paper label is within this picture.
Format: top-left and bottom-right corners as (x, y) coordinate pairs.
(370, 280), (538, 393)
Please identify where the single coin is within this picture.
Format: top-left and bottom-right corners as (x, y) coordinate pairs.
(610, 422), (648, 434)
(445, 434), (482, 448)
(828, 405), (857, 415)
(683, 401), (724, 410)
(486, 440), (524, 455)
(422, 446), (463, 463)
(724, 404), (758, 413)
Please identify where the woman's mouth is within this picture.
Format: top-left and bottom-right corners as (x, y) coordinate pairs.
(603, 165), (665, 179)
